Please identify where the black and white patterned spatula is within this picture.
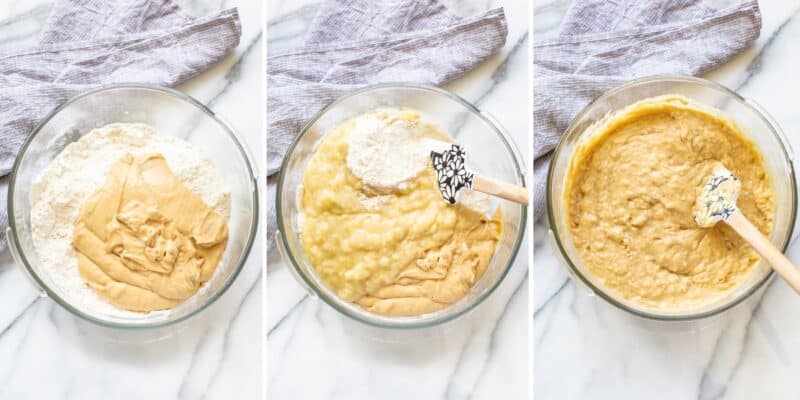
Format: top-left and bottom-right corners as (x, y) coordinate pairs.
(430, 143), (528, 205)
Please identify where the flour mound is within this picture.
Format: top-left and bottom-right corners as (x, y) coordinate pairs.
(345, 112), (429, 192)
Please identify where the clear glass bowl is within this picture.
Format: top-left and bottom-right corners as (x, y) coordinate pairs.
(276, 83), (527, 329)
(6, 84), (259, 329)
(547, 75), (797, 321)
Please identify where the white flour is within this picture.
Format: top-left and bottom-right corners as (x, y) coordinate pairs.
(344, 109), (492, 214)
(345, 111), (430, 193)
(30, 123), (231, 318)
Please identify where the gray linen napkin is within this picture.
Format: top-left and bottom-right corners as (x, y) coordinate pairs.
(266, 0), (508, 248)
(0, 0), (241, 250)
(533, 0), (762, 221)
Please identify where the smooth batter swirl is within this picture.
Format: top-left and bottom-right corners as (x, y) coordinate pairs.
(565, 95), (774, 312)
(73, 153), (228, 312)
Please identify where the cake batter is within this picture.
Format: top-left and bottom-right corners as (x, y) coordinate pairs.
(565, 95), (774, 311)
(73, 153), (228, 312)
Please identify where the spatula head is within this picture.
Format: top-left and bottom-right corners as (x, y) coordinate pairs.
(693, 164), (741, 227)
(430, 144), (474, 204)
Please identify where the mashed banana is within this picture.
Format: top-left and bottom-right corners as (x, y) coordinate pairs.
(566, 95), (774, 312)
(299, 110), (502, 316)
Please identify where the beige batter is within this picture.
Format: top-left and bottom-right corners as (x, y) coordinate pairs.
(299, 109), (502, 316)
(73, 153), (228, 312)
(566, 95), (774, 311)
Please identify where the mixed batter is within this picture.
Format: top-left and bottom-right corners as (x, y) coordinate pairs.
(565, 95), (774, 312)
(299, 109), (502, 316)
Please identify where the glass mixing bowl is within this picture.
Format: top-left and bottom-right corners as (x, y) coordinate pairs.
(6, 84), (259, 329)
(547, 75), (797, 321)
(276, 83), (527, 329)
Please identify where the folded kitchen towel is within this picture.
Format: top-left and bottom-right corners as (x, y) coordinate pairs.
(0, 0), (241, 250)
(533, 0), (762, 221)
(266, 0), (508, 248)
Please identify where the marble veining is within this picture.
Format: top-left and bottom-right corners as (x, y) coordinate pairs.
(266, 1), (530, 399)
(535, 1), (800, 399)
(0, 1), (263, 398)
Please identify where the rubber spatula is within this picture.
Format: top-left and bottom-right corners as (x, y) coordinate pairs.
(694, 164), (800, 294)
(426, 140), (528, 205)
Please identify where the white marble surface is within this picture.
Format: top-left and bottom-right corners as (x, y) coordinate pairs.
(0, 1), (263, 399)
(266, 1), (530, 399)
(534, 1), (800, 399)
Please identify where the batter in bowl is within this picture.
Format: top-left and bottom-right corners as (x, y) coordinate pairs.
(30, 123), (231, 316)
(299, 108), (502, 316)
(73, 153), (228, 312)
(565, 95), (774, 312)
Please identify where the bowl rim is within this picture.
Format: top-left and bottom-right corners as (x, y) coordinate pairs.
(7, 83), (260, 330)
(276, 82), (528, 329)
(546, 74), (797, 321)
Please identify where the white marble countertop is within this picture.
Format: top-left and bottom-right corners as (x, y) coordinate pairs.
(266, 1), (530, 399)
(0, 1), (263, 398)
(535, 1), (800, 399)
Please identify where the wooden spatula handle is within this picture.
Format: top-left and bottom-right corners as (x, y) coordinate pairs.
(727, 210), (800, 294)
(471, 175), (528, 205)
